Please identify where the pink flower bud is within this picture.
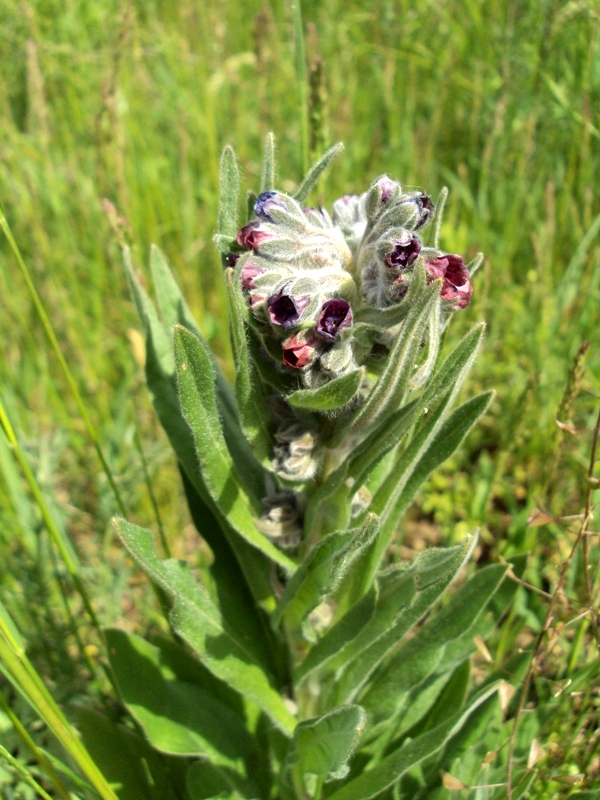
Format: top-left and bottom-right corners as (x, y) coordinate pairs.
(240, 261), (263, 291)
(282, 334), (316, 369)
(236, 221), (272, 251)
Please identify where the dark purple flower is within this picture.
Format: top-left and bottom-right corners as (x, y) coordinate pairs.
(426, 254), (473, 309)
(225, 253), (239, 268)
(240, 261), (263, 291)
(267, 287), (310, 328)
(282, 334), (316, 369)
(254, 191), (283, 221)
(237, 221), (272, 251)
(385, 234), (421, 269)
(316, 299), (353, 341)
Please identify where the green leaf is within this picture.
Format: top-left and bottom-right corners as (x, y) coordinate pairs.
(217, 145), (241, 243)
(361, 563), (507, 730)
(348, 266), (441, 436)
(186, 760), (254, 800)
(326, 685), (499, 800)
(288, 705), (367, 782)
(334, 538), (476, 705)
(149, 244), (197, 334)
(260, 132), (276, 192)
(174, 325), (296, 573)
(105, 629), (254, 765)
(125, 248), (277, 610)
(378, 390), (494, 529)
(293, 143), (344, 205)
(347, 322), (485, 494)
(77, 709), (178, 800)
(226, 269), (274, 464)
(287, 368), (364, 412)
(273, 515), (379, 631)
(366, 389), (493, 583)
(114, 519), (297, 737)
(296, 538), (474, 690)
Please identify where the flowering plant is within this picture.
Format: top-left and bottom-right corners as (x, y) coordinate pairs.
(112, 137), (517, 799)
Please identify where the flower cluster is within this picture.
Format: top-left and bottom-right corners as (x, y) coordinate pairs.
(232, 176), (473, 391)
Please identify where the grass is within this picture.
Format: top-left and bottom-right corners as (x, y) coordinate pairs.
(0, 0), (598, 796)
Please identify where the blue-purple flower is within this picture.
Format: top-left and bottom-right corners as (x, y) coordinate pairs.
(254, 191), (284, 221)
(316, 299), (353, 341)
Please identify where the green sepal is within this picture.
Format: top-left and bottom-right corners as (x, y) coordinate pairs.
(114, 519), (297, 737)
(286, 705), (367, 783)
(293, 143), (344, 205)
(174, 324), (296, 573)
(286, 368), (364, 412)
(105, 629), (254, 765)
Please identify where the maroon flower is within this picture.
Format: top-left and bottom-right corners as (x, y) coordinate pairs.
(426, 254), (473, 309)
(240, 261), (263, 291)
(316, 299), (353, 341)
(267, 287), (310, 328)
(282, 334), (316, 369)
(225, 253), (239, 268)
(385, 233), (421, 269)
(237, 221), (272, 251)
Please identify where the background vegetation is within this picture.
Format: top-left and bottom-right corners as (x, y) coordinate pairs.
(0, 0), (598, 796)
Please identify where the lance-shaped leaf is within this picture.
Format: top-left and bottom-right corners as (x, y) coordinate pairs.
(186, 760), (256, 800)
(286, 705), (367, 782)
(334, 538), (475, 706)
(293, 143), (344, 205)
(273, 515), (379, 631)
(377, 390), (493, 544)
(115, 520), (296, 737)
(149, 246), (266, 504)
(226, 269), (274, 464)
(348, 267), (441, 437)
(335, 322), (485, 509)
(77, 708), (178, 800)
(105, 629), (254, 766)
(286, 368), (364, 412)
(260, 132), (277, 193)
(364, 389), (493, 586)
(326, 684), (499, 800)
(360, 563), (507, 731)
(295, 538), (474, 690)
(174, 325), (296, 573)
(217, 145), (241, 245)
(125, 249), (277, 609)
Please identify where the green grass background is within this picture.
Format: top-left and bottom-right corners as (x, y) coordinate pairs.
(0, 0), (598, 795)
